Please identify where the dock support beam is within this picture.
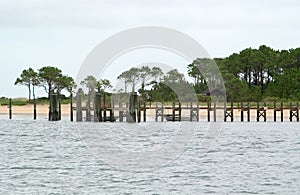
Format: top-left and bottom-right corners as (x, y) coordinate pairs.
(9, 98), (12, 119)
(76, 92), (82, 122)
(155, 103), (164, 122)
(128, 92), (138, 123)
(290, 102), (299, 122)
(94, 93), (101, 122)
(224, 102), (233, 122)
(49, 94), (60, 121)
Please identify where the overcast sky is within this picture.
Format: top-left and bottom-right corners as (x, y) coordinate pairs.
(1, 0), (300, 98)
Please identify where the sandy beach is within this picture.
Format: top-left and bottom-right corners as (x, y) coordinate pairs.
(0, 104), (70, 116)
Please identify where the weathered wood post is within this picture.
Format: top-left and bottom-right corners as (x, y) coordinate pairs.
(213, 101), (217, 122)
(33, 98), (37, 120)
(224, 102), (227, 122)
(172, 102), (176, 122)
(256, 102), (260, 122)
(86, 92), (91, 122)
(224, 102), (233, 122)
(297, 102), (299, 122)
(9, 98), (12, 119)
(178, 102), (182, 122)
(111, 95), (115, 122)
(281, 102), (283, 122)
(70, 93), (73, 122)
(207, 102), (211, 122)
(143, 102), (146, 122)
(257, 102), (266, 122)
(119, 101), (123, 122)
(289, 102), (292, 122)
(247, 102), (250, 122)
(264, 102), (267, 122)
(291, 102), (300, 122)
(58, 100), (61, 120)
(231, 102), (234, 122)
(190, 102), (200, 122)
(128, 92), (138, 122)
(274, 102), (277, 122)
(49, 94), (59, 121)
(94, 93), (101, 122)
(241, 102), (244, 122)
(76, 92), (82, 122)
(196, 102), (199, 122)
(137, 101), (141, 123)
(103, 92), (106, 122)
(155, 102), (164, 122)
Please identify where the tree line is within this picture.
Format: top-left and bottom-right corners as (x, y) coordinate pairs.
(15, 45), (300, 103)
(14, 66), (76, 101)
(188, 45), (300, 101)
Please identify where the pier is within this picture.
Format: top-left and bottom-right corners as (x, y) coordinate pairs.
(71, 92), (300, 123)
(3, 93), (300, 123)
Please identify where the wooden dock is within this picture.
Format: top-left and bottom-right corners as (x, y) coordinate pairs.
(73, 99), (300, 122)
(4, 92), (299, 123)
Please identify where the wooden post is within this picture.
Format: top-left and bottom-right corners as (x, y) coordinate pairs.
(196, 102), (199, 122)
(172, 102), (175, 122)
(103, 93), (106, 122)
(224, 102), (233, 122)
(86, 91), (91, 122)
(143, 102), (146, 122)
(33, 98), (37, 120)
(207, 102), (210, 122)
(138, 108), (141, 123)
(179, 102), (182, 122)
(290, 102), (292, 122)
(247, 102), (250, 122)
(58, 100), (61, 120)
(76, 92), (82, 122)
(94, 93), (101, 122)
(224, 102), (226, 122)
(213, 101), (216, 122)
(9, 98), (12, 119)
(257, 102), (259, 122)
(281, 102), (283, 122)
(264, 102), (267, 122)
(161, 104), (164, 122)
(128, 92), (137, 122)
(155, 103), (158, 122)
(274, 102), (276, 122)
(297, 102), (299, 122)
(190, 102), (193, 122)
(230, 102), (233, 122)
(111, 95), (115, 122)
(241, 102), (244, 122)
(49, 94), (59, 121)
(119, 111), (124, 122)
(119, 101), (123, 122)
(70, 93), (73, 122)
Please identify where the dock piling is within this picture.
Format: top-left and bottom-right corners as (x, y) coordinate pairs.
(49, 94), (60, 121)
(9, 98), (12, 119)
(76, 92), (82, 122)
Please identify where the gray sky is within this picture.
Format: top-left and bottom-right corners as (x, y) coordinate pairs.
(1, 0), (300, 98)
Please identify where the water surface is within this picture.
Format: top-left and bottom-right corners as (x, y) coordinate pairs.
(0, 119), (299, 194)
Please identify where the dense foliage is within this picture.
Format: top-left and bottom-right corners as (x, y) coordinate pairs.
(214, 45), (300, 101)
(13, 45), (300, 103)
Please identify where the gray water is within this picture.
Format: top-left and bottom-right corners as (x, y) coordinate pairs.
(0, 119), (299, 194)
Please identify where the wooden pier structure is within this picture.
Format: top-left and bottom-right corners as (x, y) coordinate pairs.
(72, 91), (300, 123)
(3, 92), (300, 123)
